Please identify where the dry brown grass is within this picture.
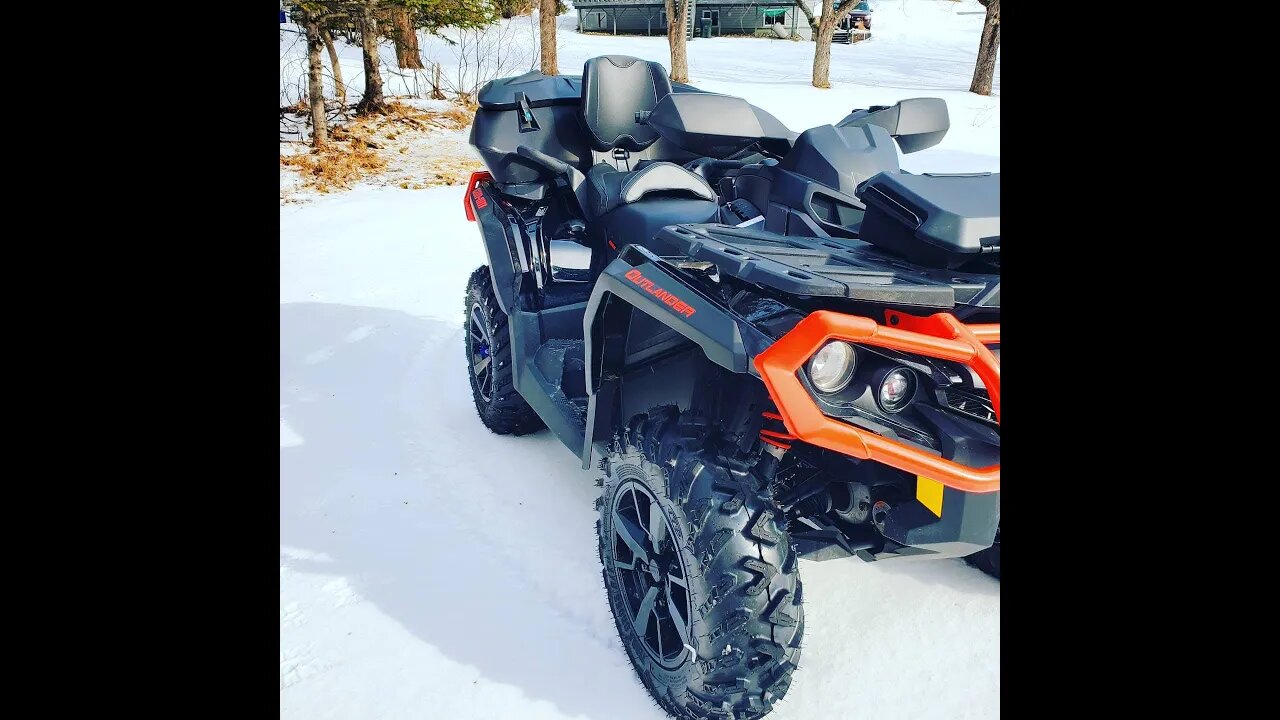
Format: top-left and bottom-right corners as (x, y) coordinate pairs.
(381, 101), (474, 130)
(282, 100), (479, 196)
(441, 104), (475, 128)
(280, 138), (388, 194)
(425, 154), (484, 186)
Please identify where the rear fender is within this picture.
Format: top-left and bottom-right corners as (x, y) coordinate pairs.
(468, 178), (531, 315)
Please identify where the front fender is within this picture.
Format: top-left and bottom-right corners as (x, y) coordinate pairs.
(579, 246), (773, 466)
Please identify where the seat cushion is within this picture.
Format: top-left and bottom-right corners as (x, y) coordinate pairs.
(600, 196), (720, 249)
(586, 162), (717, 219)
(590, 196), (721, 278)
(581, 56), (673, 152)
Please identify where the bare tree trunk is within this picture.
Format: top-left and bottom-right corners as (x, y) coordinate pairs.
(391, 7), (424, 69)
(303, 15), (328, 148)
(796, 1), (819, 34)
(969, 0), (1000, 96)
(665, 0), (688, 83)
(811, 0), (858, 89)
(812, 23), (833, 87)
(431, 63), (445, 100)
(321, 28), (346, 107)
(357, 1), (386, 114)
(539, 0), (559, 75)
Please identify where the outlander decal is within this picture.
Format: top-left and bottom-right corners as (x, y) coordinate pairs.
(625, 268), (697, 318)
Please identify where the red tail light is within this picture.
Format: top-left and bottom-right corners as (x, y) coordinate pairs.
(464, 170), (493, 222)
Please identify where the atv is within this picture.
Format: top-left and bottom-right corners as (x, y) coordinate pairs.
(462, 55), (999, 719)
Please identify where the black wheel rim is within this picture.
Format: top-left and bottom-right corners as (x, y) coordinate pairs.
(468, 304), (494, 402)
(611, 480), (693, 667)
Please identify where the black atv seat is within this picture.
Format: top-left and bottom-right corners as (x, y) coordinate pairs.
(585, 162), (716, 218)
(581, 55), (669, 153)
(579, 56), (715, 206)
(579, 56), (721, 264)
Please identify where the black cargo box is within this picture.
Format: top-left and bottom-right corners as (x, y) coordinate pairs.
(856, 171), (1000, 269)
(469, 71), (590, 187)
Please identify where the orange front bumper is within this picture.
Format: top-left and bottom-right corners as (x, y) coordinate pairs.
(753, 309), (1000, 493)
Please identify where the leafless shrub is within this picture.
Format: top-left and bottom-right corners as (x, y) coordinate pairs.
(432, 21), (535, 105)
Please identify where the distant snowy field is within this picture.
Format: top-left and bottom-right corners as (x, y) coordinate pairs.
(280, 2), (999, 718)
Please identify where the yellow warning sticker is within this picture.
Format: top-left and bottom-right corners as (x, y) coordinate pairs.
(917, 476), (944, 517)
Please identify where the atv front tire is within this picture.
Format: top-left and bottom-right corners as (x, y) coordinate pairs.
(597, 408), (803, 720)
(464, 266), (544, 435)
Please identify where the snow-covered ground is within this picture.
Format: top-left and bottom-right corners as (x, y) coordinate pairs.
(281, 2), (998, 718)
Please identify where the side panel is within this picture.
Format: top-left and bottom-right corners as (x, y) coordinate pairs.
(580, 246), (774, 466)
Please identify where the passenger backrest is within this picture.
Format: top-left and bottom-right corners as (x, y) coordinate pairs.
(580, 56), (672, 152)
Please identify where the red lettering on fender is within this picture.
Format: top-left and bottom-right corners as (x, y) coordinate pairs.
(624, 268), (696, 317)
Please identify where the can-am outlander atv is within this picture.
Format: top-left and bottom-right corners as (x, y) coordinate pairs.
(462, 56), (999, 719)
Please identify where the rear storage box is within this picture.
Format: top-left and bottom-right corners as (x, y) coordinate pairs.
(856, 171), (1001, 269)
(469, 71), (589, 187)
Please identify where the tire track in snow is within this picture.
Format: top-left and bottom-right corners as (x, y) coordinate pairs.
(399, 322), (626, 654)
(280, 644), (330, 690)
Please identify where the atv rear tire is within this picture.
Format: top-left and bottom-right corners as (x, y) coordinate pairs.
(597, 407), (803, 720)
(464, 266), (544, 435)
(965, 525), (1000, 580)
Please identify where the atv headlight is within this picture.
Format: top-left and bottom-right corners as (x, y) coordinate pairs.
(807, 341), (857, 393)
(876, 367), (917, 413)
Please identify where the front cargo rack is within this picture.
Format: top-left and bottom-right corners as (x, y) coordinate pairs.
(653, 224), (1000, 310)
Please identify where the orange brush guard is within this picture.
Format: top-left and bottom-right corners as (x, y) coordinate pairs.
(753, 310), (1000, 493)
